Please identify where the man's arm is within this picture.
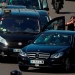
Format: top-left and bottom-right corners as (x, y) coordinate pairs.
(65, 20), (74, 26)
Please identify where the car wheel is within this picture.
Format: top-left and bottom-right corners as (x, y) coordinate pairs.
(63, 58), (71, 72)
(19, 66), (29, 71)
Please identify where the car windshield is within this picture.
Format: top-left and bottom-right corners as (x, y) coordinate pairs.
(34, 33), (72, 46)
(0, 0), (6, 2)
(0, 16), (40, 33)
(40, 16), (50, 28)
(8, 0), (42, 9)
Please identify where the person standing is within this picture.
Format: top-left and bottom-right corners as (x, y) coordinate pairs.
(51, 0), (64, 8)
(65, 16), (75, 31)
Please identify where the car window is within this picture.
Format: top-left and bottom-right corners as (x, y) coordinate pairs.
(0, 0), (6, 2)
(45, 19), (64, 30)
(9, 0), (42, 9)
(34, 33), (72, 46)
(0, 16), (40, 33)
(42, 16), (65, 31)
(40, 16), (50, 28)
(42, 0), (48, 9)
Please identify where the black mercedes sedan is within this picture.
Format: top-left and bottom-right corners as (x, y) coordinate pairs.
(18, 30), (75, 72)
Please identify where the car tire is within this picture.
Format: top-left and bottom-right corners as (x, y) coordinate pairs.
(63, 58), (71, 72)
(19, 66), (29, 71)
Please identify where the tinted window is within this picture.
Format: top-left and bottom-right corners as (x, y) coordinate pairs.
(40, 16), (50, 28)
(0, 16), (40, 33)
(34, 33), (72, 46)
(46, 19), (64, 30)
(0, 0), (6, 2)
(8, 0), (42, 9)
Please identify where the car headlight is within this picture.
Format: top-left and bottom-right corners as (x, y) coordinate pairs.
(0, 36), (8, 46)
(50, 52), (64, 58)
(19, 50), (27, 57)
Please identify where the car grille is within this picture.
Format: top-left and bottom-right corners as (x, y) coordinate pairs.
(27, 52), (50, 59)
(8, 42), (27, 48)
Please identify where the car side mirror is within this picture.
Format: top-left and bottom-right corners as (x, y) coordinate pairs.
(43, 8), (49, 11)
(10, 70), (22, 75)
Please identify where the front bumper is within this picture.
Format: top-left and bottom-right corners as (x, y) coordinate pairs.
(0, 47), (22, 57)
(18, 55), (65, 68)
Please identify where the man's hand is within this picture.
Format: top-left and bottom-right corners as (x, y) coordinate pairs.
(65, 20), (74, 25)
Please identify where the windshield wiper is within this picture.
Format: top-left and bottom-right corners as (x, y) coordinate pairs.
(5, 31), (39, 35)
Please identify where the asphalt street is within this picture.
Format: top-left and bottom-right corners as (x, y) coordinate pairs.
(0, 0), (75, 75)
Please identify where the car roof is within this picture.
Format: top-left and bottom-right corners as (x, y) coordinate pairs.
(0, 6), (49, 19)
(6, 5), (27, 9)
(44, 30), (75, 35)
(0, 8), (40, 19)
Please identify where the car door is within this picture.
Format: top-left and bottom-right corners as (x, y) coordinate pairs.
(70, 35), (75, 64)
(42, 16), (65, 31)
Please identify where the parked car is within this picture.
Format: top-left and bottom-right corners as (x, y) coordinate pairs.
(18, 30), (75, 72)
(0, 0), (50, 16)
(8, 0), (49, 9)
(0, 0), (52, 19)
(0, 8), (51, 58)
(0, 7), (66, 58)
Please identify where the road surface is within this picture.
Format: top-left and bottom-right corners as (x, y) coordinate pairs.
(0, 0), (75, 75)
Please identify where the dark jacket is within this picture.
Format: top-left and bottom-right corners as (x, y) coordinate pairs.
(68, 23), (74, 31)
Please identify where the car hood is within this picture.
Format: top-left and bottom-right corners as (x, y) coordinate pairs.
(23, 44), (71, 53)
(0, 33), (37, 42)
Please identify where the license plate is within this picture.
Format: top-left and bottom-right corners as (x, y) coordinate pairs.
(13, 49), (21, 52)
(30, 60), (44, 64)
(35, 64), (39, 67)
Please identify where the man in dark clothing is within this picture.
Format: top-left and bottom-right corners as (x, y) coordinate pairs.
(51, 0), (64, 8)
(65, 16), (75, 31)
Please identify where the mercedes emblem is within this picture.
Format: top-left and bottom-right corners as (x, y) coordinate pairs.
(18, 42), (22, 46)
